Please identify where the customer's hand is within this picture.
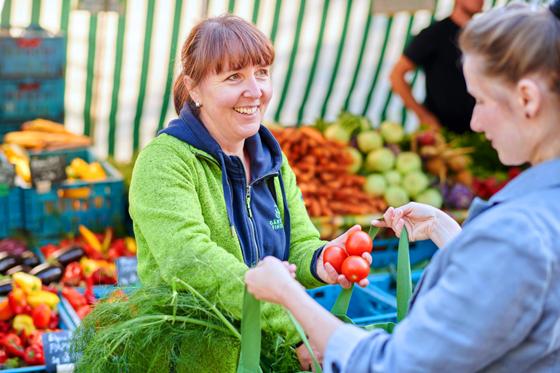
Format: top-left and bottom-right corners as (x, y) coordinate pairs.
(296, 342), (322, 371)
(317, 225), (372, 289)
(372, 202), (462, 249)
(245, 257), (299, 305)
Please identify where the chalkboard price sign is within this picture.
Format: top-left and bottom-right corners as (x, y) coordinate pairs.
(117, 256), (139, 286)
(30, 155), (67, 189)
(42, 331), (73, 366)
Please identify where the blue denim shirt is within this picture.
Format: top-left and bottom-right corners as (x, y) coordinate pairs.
(324, 158), (560, 372)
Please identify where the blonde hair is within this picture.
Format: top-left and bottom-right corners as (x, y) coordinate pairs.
(173, 15), (274, 114)
(459, 2), (560, 95)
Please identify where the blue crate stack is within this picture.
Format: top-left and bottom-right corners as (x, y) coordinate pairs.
(0, 25), (66, 139)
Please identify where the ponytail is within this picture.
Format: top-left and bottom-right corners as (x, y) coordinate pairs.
(173, 74), (190, 115)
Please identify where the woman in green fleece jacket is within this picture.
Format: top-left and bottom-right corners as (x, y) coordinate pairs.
(126, 15), (372, 372)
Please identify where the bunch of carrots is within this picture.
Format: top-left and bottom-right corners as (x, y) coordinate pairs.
(271, 126), (386, 217)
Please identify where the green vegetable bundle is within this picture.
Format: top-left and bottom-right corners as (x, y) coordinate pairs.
(71, 278), (300, 373)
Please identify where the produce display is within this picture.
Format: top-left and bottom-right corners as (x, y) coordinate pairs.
(39, 225), (136, 287)
(1, 144), (106, 188)
(0, 273), (61, 369)
(3, 119), (91, 151)
(270, 125), (386, 216)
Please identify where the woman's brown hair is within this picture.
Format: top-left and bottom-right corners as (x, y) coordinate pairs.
(173, 15), (274, 114)
(459, 2), (560, 96)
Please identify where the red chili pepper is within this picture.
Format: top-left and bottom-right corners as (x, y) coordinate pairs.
(61, 287), (87, 310)
(8, 288), (27, 314)
(62, 262), (83, 286)
(1, 334), (24, 358)
(23, 344), (44, 365)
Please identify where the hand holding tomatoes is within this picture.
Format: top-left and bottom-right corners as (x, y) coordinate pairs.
(318, 225), (373, 288)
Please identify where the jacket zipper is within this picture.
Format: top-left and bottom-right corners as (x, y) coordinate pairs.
(245, 185), (260, 265)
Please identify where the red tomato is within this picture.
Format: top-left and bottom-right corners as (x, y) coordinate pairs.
(341, 256), (370, 283)
(322, 246), (348, 273)
(345, 231), (372, 256)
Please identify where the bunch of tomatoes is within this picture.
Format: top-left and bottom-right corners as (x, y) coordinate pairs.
(323, 231), (372, 283)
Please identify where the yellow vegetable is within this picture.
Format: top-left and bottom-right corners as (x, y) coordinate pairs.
(27, 290), (60, 309)
(79, 225), (102, 252)
(13, 315), (35, 334)
(125, 237), (137, 254)
(12, 272), (42, 295)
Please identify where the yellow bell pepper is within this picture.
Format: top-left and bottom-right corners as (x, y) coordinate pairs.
(84, 162), (106, 181)
(125, 237), (137, 254)
(12, 314), (36, 335)
(80, 257), (101, 277)
(12, 272), (42, 295)
(27, 291), (60, 309)
(79, 225), (102, 252)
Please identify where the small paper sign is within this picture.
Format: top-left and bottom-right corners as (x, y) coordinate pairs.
(42, 331), (74, 366)
(30, 154), (66, 189)
(116, 256), (138, 286)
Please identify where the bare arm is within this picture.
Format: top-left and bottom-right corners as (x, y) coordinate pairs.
(390, 55), (441, 129)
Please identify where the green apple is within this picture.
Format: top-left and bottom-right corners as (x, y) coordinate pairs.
(357, 130), (383, 153)
(364, 174), (387, 197)
(365, 148), (395, 172)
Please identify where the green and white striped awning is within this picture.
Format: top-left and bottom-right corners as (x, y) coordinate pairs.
(1, 0), (510, 162)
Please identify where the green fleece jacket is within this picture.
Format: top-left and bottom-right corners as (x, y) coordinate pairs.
(129, 134), (326, 372)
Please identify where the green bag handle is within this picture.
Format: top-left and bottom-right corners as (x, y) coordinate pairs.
(330, 224), (412, 327)
(237, 288), (263, 373)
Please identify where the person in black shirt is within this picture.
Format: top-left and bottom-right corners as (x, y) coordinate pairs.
(390, 0), (483, 133)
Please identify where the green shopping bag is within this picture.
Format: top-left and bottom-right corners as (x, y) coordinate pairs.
(236, 226), (412, 372)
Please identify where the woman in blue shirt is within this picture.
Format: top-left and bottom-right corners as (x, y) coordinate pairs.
(245, 2), (560, 371)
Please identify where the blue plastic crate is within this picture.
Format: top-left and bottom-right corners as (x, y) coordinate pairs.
(308, 284), (397, 325)
(0, 302), (75, 373)
(368, 270), (424, 299)
(23, 148), (124, 238)
(0, 78), (64, 122)
(0, 27), (66, 79)
(0, 187), (24, 238)
(372, 238), (437, 268)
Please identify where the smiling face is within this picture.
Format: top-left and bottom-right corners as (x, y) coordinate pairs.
(188, 64), (272, 148)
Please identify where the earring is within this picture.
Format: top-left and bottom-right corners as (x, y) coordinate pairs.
(194, 101), (201, 108)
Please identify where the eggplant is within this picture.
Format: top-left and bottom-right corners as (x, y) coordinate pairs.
(20, 251), (40, 268)
(51, 245), (85, 266)
(0, 278), (12, 296)
(0, 252), (20, 274)
(29, 263), (63, 285)
(6, 265), (31, 276)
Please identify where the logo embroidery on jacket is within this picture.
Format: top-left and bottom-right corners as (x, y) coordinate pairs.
(269, 206), (283, 230)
